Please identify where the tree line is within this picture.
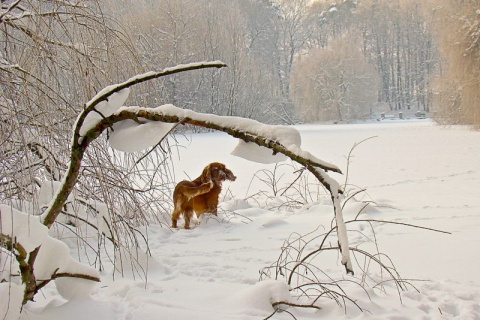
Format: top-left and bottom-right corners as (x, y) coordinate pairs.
(2, 1), (478, 127)
(110, 0), (437, 123)
(104, 0), (477, 124)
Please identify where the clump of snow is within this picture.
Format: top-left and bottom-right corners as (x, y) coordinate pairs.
(79, 88), (130, 137)
(34, 236), (99, 295)
(85, 86), (130, 111)
(55, 276), (97, 300)
(234, 280), (292, 314)
(33, 236), (71, 280)
(108, 119), (175, 152)
(0, 204), (48, 253)
(1, 204), (99, 304)
(94, 203), (112, 238)
(220, 199), (252, 211)
(231, 140), (287, 163)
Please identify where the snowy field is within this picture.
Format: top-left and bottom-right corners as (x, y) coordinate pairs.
(18, 119), (480, 319)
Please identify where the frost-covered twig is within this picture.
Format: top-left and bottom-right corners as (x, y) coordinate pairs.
(0, 0), (22, 24)
(343, 136), (377, 191)
(272, 300), (322, 310)
(351, 219), (451, 235)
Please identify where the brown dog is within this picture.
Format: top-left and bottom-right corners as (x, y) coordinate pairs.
(171, 162), (236, 229)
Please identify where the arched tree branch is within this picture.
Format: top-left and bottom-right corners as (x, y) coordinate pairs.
(42, 61), (227, 229)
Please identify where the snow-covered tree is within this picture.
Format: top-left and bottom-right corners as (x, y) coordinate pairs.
(429, 0), (480, 127)
(292, 36), (379, 122)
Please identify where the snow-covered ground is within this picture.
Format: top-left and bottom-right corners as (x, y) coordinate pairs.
(19, 119), (480, 319)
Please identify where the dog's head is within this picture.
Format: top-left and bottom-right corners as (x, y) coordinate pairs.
(202, 162), (236, 184)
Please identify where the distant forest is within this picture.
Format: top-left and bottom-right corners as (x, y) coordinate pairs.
(1, 0), (479, 125)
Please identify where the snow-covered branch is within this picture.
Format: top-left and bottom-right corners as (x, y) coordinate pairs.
(109, 105), (342, 175)
(85, 61), (227, 111)
(0, 0), (22, 24)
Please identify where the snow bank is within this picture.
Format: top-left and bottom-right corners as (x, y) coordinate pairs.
(0, 282), (23, 320)
(234, 280), (292, 314)
(113, 246), (165, 279)
(17, 120), (480, 320)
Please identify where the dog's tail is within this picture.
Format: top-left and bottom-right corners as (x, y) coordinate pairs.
(178, 181), (214, 202)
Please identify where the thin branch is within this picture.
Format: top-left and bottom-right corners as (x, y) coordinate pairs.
(35, 268), (100, 293)
(343, 136), (377, 191)
(351, 219), (452, 235)
(132, 121), (181, 167)
(272, 300), (322, 311)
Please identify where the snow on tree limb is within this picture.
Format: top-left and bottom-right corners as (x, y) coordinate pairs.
(74, 61), (227, 144)
(110, 105), (342, 175)
(84, 61), (227, 111)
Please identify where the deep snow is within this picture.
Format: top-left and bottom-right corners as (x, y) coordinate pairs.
(15, 119), (480, 319)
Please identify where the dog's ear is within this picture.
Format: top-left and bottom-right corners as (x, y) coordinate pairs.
(201, 164), (212, 182)
(224, 168), (237, 181)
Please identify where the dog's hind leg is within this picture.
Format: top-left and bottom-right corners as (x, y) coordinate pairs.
(183, 209), (194, 229)
(171, 200), (184, 228)
(171, 208), (180, 228)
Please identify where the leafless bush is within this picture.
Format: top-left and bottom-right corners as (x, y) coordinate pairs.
(254, 137), (449, 318)
(246, 163), (327, 211)
(259, 189), (451, 318)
